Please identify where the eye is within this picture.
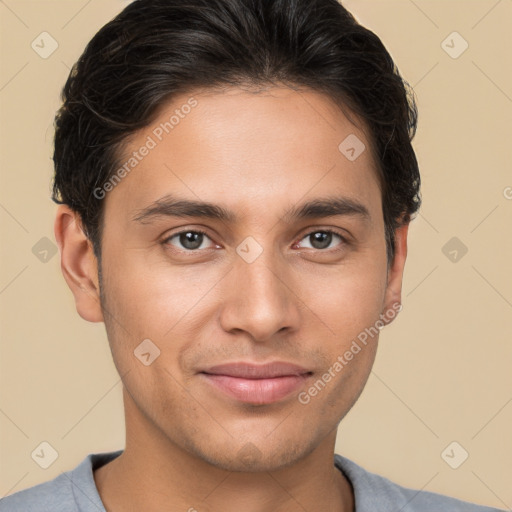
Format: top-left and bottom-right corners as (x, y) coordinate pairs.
(163, 230), (216, 251)
(296, 229), (347, 250)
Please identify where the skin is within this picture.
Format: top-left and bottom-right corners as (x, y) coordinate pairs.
(54, 85), (408, 512)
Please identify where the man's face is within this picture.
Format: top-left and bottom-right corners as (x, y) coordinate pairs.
(95, 85), (405, 472)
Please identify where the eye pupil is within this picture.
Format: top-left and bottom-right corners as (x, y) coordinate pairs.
(310, 231), (332, 249)
(180, 231), (203, 250)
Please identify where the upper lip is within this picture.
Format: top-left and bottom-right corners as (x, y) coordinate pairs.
(201, 362), (311, 379)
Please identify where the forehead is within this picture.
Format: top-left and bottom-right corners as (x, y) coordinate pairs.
(103, 85), (382, 226)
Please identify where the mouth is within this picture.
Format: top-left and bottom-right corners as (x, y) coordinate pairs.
(199, 362), (313, 405)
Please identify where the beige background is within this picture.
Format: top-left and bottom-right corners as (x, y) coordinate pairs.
(0, 0), (511, 508)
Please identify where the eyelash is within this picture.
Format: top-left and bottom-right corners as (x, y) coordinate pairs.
(161, 228), (349, 253)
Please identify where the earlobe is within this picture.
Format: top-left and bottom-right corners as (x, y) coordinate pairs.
(54, 205), (104, 323)
(381, 223), (409, 326)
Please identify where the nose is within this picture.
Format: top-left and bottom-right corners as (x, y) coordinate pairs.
(218, 248), (301, 343)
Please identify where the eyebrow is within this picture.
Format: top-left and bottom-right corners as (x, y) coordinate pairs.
(132, 193), (371, 225)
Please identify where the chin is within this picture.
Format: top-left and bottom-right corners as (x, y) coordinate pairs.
(187, 437), (316, 473)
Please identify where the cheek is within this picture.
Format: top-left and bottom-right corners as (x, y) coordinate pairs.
(300, 315), (380, 424)
(302, 262), (387, 343)
(324, 345), (377, 419)
(295, 259), (386, 404)
(102, 249), (218, 336)
(99, 251), (226, 386)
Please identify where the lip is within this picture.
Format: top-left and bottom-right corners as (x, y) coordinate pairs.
(200, 362), (312, 405)
(203, 361), (310, 379)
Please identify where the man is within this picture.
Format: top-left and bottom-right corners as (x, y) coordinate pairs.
(0, 0), (504, 510)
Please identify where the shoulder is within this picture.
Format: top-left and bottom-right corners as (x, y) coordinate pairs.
(0, 450), (123, 512)
(0, 469), (78, 512)
(334, 454), (505, 512)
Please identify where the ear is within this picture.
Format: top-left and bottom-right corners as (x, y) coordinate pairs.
(381, 223), (409, 326)
(54, 205), (104, 323)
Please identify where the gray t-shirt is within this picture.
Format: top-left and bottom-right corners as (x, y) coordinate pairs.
(0, 450), (504, 511)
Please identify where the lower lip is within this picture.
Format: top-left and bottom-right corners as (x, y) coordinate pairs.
(201, 373), (309, 405)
